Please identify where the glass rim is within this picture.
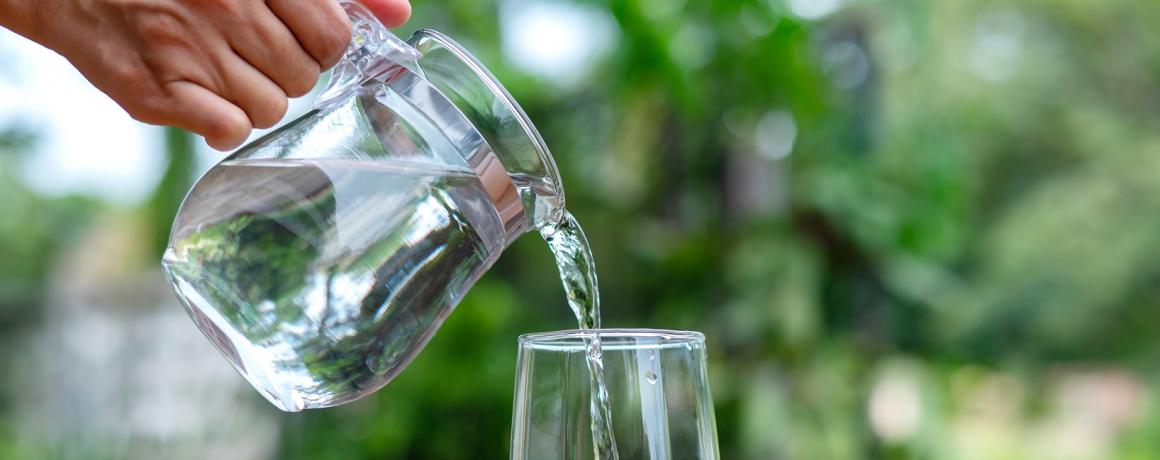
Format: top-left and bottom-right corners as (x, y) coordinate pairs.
(519, 328), (706, 352)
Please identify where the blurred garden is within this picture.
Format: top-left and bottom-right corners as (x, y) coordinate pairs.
(4, 0), (1160, 458)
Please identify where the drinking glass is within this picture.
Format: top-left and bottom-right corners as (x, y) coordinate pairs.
(511, 329), (720, 459)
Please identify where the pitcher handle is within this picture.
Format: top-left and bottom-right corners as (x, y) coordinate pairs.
(315, 0), (423, 109)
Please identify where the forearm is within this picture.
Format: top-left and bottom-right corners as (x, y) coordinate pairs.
(0, 0), (64, 46)
(0, 0), (48, 43)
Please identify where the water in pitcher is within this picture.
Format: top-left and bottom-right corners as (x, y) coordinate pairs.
(166, 158), (620, 457)
(162, 157), (507, 411)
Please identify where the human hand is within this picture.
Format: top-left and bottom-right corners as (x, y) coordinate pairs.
(0, 0), (410, 150)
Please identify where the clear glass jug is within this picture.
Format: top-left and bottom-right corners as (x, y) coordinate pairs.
(161, 1), (564, 412)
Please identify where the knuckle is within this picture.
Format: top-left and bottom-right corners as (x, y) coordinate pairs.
(314, 17), (352, 67)
(206, 114), (249, 147)
(108, 59), (151, 91)
(283, 78), (313, 99)
(204, 0), (244, 19)
(133, 10), (187, 47)
(284, 65), (320, 98)
(156, 80), (249, 146)
(249, 96), (288, 129)
(120, 87), (169, 125)
(125, 102), (162, 125)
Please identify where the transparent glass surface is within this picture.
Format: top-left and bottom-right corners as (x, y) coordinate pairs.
(408, 29), (565, 235)
(161, 1), (564, 412)
(512, 329), (721, 460)
(162, 81), (508, 412)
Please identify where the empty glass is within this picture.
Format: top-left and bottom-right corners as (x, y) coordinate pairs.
(511, 329), (721, 460)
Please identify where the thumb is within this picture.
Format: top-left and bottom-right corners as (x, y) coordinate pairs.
(358, 0), (412, 28)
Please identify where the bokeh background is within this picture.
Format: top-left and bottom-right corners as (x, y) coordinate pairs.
(4, 0), (1160, 458)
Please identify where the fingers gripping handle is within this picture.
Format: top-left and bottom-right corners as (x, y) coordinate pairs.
(315, 0), (422, 109)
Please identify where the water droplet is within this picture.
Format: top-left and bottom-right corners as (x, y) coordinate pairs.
(648, 350), (656, 360)
(646, 371), (658, 384)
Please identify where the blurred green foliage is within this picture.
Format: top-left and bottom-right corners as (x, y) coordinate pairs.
(5, 0), (1160, 458)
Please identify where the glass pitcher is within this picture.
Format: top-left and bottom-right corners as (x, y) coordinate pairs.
(161, 1), (564, 412)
